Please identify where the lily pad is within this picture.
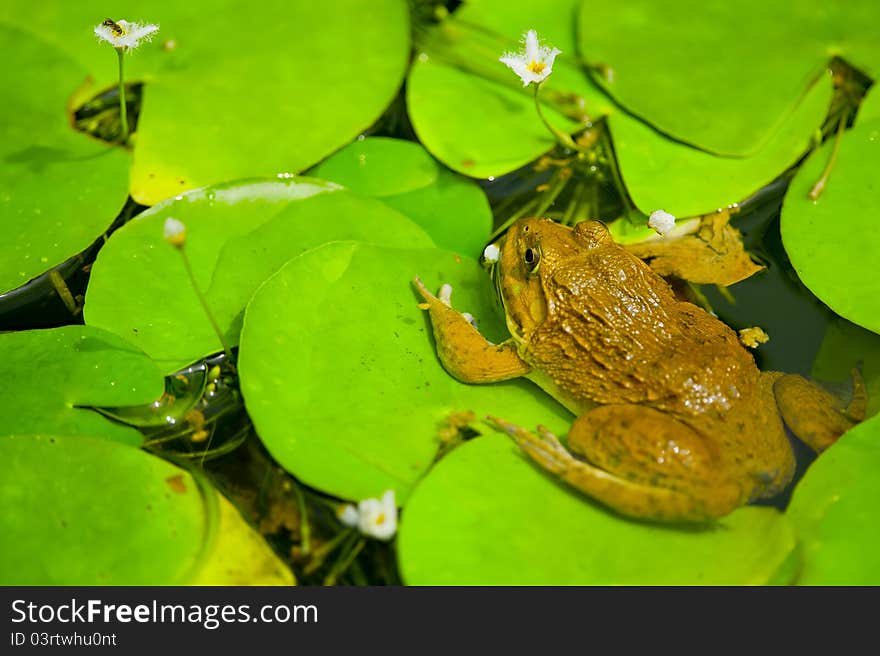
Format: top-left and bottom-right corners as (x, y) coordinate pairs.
(84, 178), (436, 373)
(609, 73), (832, 217)
(0, 326), (164, 445)
(189, 494), (295, 586)
(0, 25), (129, 295)
(0, 433), (292, 585)
(0, 433), (210, 585)
(781, 89), (880, 334)
(239, 242), (571, 502)
(311, 137), (493, 256)
(3, 0), (411, 205)
(406, 0), (833, 218)
(407, 0), (613, 179)
(812, 318), (880, 420)
(787, 413), (880, 584)
(578, 0), (880, 155)
(398, 434), (797, 585)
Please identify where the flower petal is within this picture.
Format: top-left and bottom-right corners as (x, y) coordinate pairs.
(524, 29), (540, 62)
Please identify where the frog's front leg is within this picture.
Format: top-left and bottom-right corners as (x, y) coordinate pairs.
(491, 404), (746, 523)
(414, 277), (531, 384)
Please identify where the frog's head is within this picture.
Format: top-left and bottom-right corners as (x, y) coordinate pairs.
(482, 217), (612, 343)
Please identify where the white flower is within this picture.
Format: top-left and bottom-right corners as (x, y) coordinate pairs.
(500, 30), (561, 87)
(648, 210), (676, 236)
(163, 217), (186, 247)
(337, 504), (360, 528)
(482, 243), (501, 263)
(358, 490), (397, 541)
(94, 19), (159, 51)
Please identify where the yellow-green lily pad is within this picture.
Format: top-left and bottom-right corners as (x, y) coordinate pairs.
(0, 434), (210, 585)
(311, 137), (492, 256)
(84, 178), (435, 373)
(0, 433), (294, 585)
(238, 242), (570, 502)
(0, 25), (128, 295)
(781, 89), (880, 334)
(406, 0), (834, 217)
(0, 326), (164, 445)
(398, 434), (797, 585)
(578, 0), (880, 155)
(2, 0), (411, 204)
(787, 413), (880, 584)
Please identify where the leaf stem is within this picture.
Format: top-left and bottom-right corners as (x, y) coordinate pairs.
(178, 246), (235, 367)
(116, 48), (129, 143)
(808, 112), (847, 201)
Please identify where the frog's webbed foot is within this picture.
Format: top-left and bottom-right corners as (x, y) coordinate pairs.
(413, 277), (530, 384)
(487, 413), (742, 523)
(774, 369), (866, 453)
(488, 416), (571, 474)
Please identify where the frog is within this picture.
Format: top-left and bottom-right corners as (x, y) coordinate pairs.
(413, 217), (865, 523)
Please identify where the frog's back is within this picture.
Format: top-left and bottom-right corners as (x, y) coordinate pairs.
(522, 239), (760, 417)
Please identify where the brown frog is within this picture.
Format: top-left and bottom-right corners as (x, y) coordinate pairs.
(414, 217), (865, 522)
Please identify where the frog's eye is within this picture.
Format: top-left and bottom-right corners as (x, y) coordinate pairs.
(523, 246), (540, 274)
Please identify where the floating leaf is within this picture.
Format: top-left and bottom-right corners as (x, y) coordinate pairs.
(812, 318), (880, 419)
(406, 0), (832, 218)
(608, 74), (832, 217)
(0, 326), (164, 445)
(0, 25), (128, 295)
(781, 89), (880, 334)
(407, 0), (612, 178)
(189, 494), (295, 586)
(84, 178), (435, 373)
(399, 434), (796, 584)
(239, 242), (570, 502)
(578, 0), (880, 155)
(311, 137), (492, 256)
(787, 413), (880, 584)
(0, 434), (210, 584)
(3, 1), (410, 204)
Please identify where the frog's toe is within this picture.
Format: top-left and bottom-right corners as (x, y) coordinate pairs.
(412, 276), (436, 303)
(487, 416), (572, 474)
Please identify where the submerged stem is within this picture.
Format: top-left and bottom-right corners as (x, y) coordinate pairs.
(178, 247), (235, 367)
(116, 48), (128, 143)
(808, 113), (848, 201)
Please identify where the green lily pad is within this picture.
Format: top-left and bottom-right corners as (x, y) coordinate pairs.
(406, 0), (832, 218)
(609, 72), (832, 217)
(84, 178), (435, 373)
(0, 25), (129, 295)
(398, 434), (797, 585)
(0, 433), (210, 584)
(781, 89), (880, 334)
(812, 318), (880, 419)
(0, 326), (164, 445)
(0, 433), (292, 585)
(239, 242), (571, 502)
(311, 137), (493, 256)
(190, 494), (295, 586)
(787, 413), (880, 584)
(3, 0), (410, 205)
(407, 0), (613, 179)
(578, 0), (880, 155)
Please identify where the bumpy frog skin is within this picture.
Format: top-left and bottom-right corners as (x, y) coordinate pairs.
(414, 217), (865, 522)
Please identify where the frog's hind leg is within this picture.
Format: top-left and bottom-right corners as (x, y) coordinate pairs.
(773, 369), (865, 453)
(490, 406), (745, 523)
